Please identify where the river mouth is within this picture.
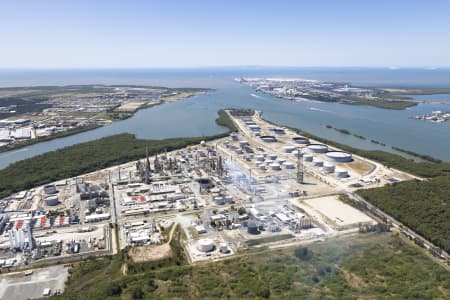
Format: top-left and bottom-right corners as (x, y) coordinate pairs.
(1, 68), (450, 168)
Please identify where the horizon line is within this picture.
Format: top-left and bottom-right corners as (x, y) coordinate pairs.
(0, 65), (449, 71)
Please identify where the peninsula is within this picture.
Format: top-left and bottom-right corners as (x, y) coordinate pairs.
(0, 85), (211, 152)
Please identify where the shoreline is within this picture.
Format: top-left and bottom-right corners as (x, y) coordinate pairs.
(0, 89), (211, 155)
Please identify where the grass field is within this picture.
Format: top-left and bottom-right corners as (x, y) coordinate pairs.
(49, 233), (450, 299)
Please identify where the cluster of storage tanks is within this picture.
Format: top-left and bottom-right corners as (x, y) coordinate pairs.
(43, 184), (60, 206)
(196, 238), (229, 254)
(298, 143), (352, 178)
(254, 153), (295, 171)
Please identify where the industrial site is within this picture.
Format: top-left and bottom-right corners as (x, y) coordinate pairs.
(0, 109), (417, 297)
(0, 85), (208, 150)
(236, 77), (420, 108)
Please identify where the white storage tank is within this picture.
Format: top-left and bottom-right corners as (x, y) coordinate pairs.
(255, 154), (265, 161)
(292, 137), (310, 144)
(219, 242), (230, 253)
(303, 154), (313, 162)
(291, 150), (301, 157)
(312, 158), (323, 167)
(325, 151), (353, 163)
(44, 195), (59, 206)
(282, 146), (296, 153)
(265, 159), (273, 165)
(260, 136), (277, 142)
(322, 162), (335, 173)
(335, 168), (349, 178)
(284, 162), (295, 169)
(277, 158), (286, 164)
(268, 154), (277, 160)
(270, 163), (281, 170)
(259, 165), (267, 170)
(307, 144), (328, 153)
(197, 238), (215, 252)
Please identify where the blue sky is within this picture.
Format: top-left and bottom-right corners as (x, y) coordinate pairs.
(0, 0), (449, 68)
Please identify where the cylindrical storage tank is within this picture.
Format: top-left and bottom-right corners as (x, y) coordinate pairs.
(307, 144), (328, 154)
(325, 151), (353, 163)
(260, 136), (277, 142)
(303, 154), (313, 162)
(291, 150), (302, 157)
(284, 162), (295, 169)
(312, 158), (323, 167)
(268, 154), (277, 160)
(270, 163), (281, 170)
(322, 162), (335, 173)
(255, 154), (265, 161)
(247, 221), (259, 234)
(292, 137), (310, 144)
(219, 242), (229, 253)
(239, 140), (249, 146)
(231, 134), (238, 141)
(277, 158), (286, 164)
(259, 165), (267, 170)
(264, 159), (273, 165)
(282, 146), (296, 153)
(44, 195), (59, 206)
(234, 148), (243, 154)
(197, 238), (215, 252)
(43, 184), (57, 195)
(335, 168), (349, 178)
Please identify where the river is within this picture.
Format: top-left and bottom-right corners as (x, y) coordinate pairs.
(0, 67), (449, 168)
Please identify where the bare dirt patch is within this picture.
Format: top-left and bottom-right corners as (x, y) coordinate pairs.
(342, 159), (373, 175)
(128, 243), (173, 263)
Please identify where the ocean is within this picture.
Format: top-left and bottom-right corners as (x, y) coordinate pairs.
(0, 67), (449, 168)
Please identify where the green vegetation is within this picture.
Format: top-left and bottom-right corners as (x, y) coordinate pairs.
(392, 146), (442, 163)
(0, 125), (101, 154)
(380, 87), (450, 95)
(228, 108), (255, 117)
(246, 234), (294, 247)
(324, 125), (366, 140)
(50, 234), (450, 299)
(0, 134), (218, 198)
(370, 139), (386, 146)
(282, 124), (450, 178)
(96, 111), (132, 121)
(336, 128), (350, 135)
(216, 109), (238, 131)
(357, 176), (450, 253)
(342, 96), (417, 110)
(353, 133), (366, 140)
(0, 111), (234, 199)
(271, 117), (450, 257)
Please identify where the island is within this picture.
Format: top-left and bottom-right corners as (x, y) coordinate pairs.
(236, 77), (450, 110)
(0, 85), (211, 151)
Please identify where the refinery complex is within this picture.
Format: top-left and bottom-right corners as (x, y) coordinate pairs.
(0, 109), (417, 297)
